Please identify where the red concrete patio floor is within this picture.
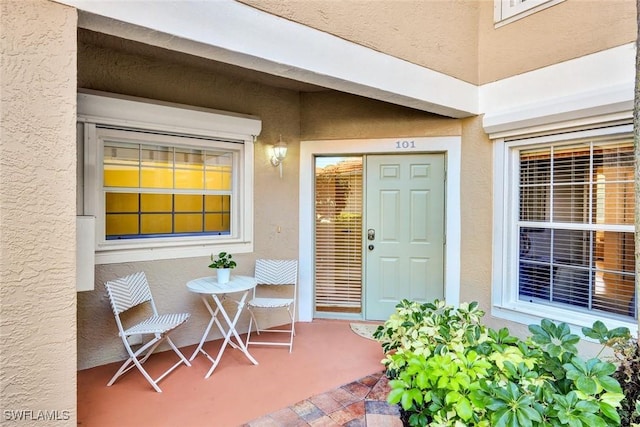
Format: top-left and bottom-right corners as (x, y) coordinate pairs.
(77, 319), (401, 426)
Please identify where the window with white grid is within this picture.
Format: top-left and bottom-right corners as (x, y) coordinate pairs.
(100, 128), (237, 241)
(78, 92), (258, 264)
(494, 127), (636, 330)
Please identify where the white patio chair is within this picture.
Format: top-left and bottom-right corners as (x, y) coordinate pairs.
(245, 259), (298, 353)
(104, 271), (191, 392)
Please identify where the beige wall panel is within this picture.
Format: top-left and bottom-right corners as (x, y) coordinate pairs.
(478, 0), (636, 84)
(1, 0), (77, 423)
(77, 38), (301, 369)
(301, 91), (461, 140)
(457, 116), (495, 314)
(241, 0), (479, 84)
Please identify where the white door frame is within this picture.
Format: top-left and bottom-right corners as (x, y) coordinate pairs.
(298, 137), (462, 322)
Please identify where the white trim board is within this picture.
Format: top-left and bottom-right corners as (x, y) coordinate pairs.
(298, 137), (461, 322)
(77, 89), (262, 139)
(481, 43), (635, 137)
(56, 0), (478, 118)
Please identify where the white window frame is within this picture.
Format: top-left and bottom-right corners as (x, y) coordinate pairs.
(77, 91), (261, 264)
(492, 124), (637, 336)
(494, 0), (565, 26)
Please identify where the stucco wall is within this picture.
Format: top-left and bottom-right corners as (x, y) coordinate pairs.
(242, 0), (635, 87)
(478, 0), (636, 84)
(240, 0), (480, 84)
(1, 0), (77, 424)
(300, 91), (461, 139)
(77, 35), (301, 369)
(458, 116), (493, 311)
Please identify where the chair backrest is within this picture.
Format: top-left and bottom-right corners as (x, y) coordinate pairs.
(254, 259), (298, 286)
(104, 271), (154, 315)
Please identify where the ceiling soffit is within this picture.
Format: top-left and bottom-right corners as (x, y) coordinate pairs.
(59, 0), (479, 118)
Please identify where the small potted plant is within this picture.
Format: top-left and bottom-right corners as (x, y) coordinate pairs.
(208, 251), (236, 284)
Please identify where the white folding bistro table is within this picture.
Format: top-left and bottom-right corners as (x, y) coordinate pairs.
(186, 275), (259, 378)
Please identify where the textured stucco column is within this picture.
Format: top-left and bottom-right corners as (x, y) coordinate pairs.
(1, 0), (77, 425)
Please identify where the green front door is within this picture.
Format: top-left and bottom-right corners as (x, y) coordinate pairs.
(364, 154), (446, 320)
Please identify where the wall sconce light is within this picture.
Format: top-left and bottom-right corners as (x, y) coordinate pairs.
(270, 135), (288, 178)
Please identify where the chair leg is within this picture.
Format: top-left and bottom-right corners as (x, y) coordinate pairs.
(245, 309), (264, 349)
(288, 307), (296, 336)
(108, 334), (188, 393)
(132, 354), (163, 393)
(249, 309), (263, 335)
(287, 309), (295, 353)
(245, 314), (254, 348)
(108, 336), (164, 391)
(107, 358), (135, 387)
(166, 337), (191, 367)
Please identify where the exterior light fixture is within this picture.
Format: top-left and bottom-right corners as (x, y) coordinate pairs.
(270, 135), (288, 178)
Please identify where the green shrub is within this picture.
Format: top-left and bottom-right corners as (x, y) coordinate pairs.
(583, 321), (640, 426)
(374, 299), (625, 427)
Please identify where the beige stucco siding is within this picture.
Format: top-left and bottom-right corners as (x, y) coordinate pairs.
(240, 0), (480, 84)
(478, 0), (636, 84)
(242, 0), (635, 87)
(0, 0), (77, 424)
(300, 91), (461, 139)
(458, 116), (493, 307)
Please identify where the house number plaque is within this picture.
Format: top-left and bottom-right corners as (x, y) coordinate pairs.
(395, 140), (416, 149)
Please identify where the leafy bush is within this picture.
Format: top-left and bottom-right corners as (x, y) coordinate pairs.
(583, 321), (640, 426)
(373, 299), (625, 427)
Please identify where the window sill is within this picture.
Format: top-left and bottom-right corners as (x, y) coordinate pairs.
(492, 302), (638, 339)
(95, 240), (253, 265)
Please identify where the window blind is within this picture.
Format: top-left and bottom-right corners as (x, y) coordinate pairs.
(101, 129), (234, 239)
(314, 157), (363, 313)
(518, 139), (636, 320)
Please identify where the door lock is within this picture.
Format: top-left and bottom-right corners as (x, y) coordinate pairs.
(367, 229), (375, 241)
(368, 244), (374, 251)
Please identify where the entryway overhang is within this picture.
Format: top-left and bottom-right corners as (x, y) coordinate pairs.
(54, 0), (479, 118)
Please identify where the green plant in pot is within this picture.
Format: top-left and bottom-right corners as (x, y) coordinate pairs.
(209, 251), (236, 284)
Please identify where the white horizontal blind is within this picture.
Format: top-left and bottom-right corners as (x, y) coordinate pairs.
(314, 157), (363, 313)
(518, 138), (636, 319)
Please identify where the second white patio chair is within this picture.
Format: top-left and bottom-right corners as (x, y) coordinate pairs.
(104, 271), (191, 392)
(245, 259), (298, 353)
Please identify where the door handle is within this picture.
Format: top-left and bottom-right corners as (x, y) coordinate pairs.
(367, 229), (375, 241)
(368, 244), (374, 251)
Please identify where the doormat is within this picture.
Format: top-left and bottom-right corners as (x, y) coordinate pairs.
(349, 323), (382, 341)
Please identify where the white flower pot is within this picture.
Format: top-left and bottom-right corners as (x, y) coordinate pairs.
(216, 268), (231, 284)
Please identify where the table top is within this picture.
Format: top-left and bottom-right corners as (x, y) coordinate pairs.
(186, 275), (257, 295)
